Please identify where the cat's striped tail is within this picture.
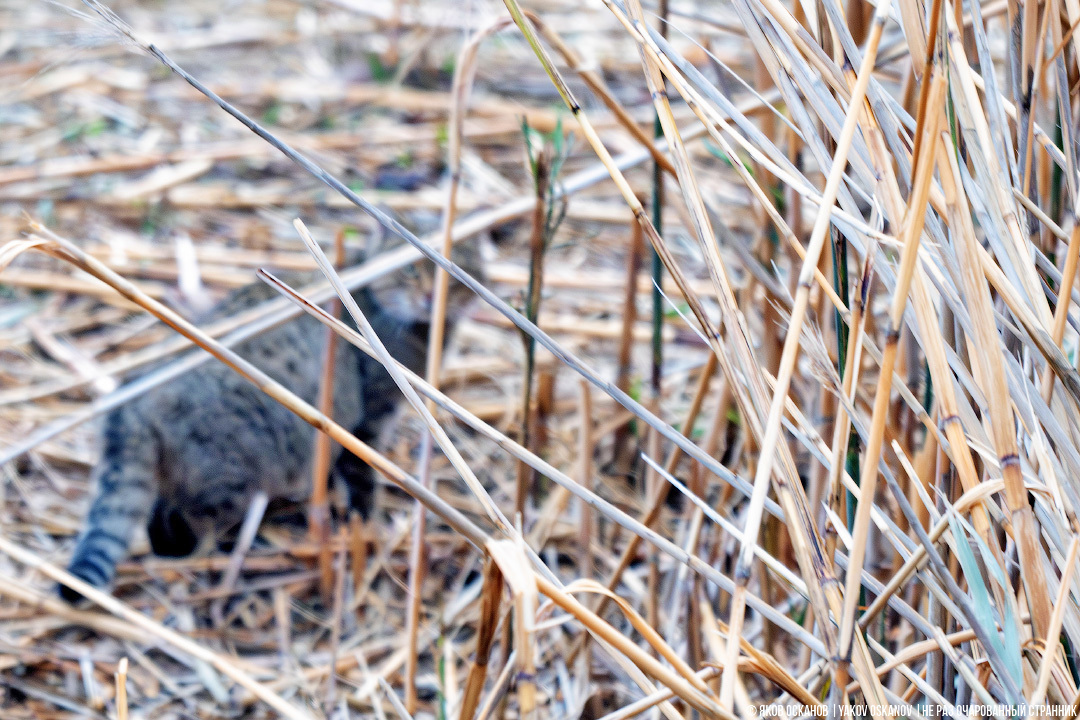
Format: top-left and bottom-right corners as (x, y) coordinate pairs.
(61, 408), (157, 602)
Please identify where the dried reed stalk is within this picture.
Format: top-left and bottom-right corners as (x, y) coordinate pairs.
(458, 558), (504, 720)
(310, 230), (347, 602)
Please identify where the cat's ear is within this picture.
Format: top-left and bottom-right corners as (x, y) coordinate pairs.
(488, 218), (523, 247)
(362, 204), (404, 260)
(450, 234), (488, 284)
(339, 240), (366, 269)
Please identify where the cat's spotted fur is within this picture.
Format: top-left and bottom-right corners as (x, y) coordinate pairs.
(61, 238), (482, 601)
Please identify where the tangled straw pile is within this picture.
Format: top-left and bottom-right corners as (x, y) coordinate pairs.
(1, 0), (1079, 717)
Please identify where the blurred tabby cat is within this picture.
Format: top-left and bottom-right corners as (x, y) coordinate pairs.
(60, 233), (483, 601)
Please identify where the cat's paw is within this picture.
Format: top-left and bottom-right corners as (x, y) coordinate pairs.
(147, 501), (199, 557)
(57, 581), (89, 605)
(56, 566), (99, 606)
(333, 451), (376, 521)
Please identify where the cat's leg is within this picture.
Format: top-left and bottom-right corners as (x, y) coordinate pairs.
(331, 426), (378, 520)
(62, 409), (157, 603)
(186, 471), (262, 551)
(147, 499), (200, 557)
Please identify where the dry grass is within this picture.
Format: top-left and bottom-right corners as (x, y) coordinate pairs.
(1, 0), (1080, 718)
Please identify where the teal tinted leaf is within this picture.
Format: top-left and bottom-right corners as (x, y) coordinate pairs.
(948, 512), (1009, 677)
